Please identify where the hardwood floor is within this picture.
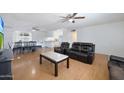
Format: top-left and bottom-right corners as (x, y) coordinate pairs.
(12, 48), (109, 80)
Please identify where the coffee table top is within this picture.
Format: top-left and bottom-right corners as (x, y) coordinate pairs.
(41, 51), (68, 62)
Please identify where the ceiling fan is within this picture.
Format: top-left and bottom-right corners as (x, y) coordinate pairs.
(32, 26), (40, 31)
(60, 13), (85, 23)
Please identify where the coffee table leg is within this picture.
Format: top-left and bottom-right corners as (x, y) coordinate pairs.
(67, 58), (69, 68)
(55, 63), (58, 76)
(40, 54), (42, 64)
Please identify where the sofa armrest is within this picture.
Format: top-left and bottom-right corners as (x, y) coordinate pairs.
(110, 55), (124, 63)
(66, 48), (72, 52)
(54, 47), (61, 50)
(54, 47), (60, 49)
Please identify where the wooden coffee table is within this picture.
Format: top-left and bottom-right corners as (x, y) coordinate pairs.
(40, 51), (69, 76)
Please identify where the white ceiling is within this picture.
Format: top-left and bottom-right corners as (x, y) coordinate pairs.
(0, 13), (124, 31)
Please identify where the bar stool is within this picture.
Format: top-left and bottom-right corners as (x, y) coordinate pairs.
(13, 41), (23, 55)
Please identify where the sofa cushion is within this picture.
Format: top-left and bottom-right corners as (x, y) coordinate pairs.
(69, 50), (88, 57)
(80, 47), (92, 53)
(109, 65), (124, 80)
(76, 52), (88, 57)
(71, 46), (81, 51)
(119, 62), (124, 68)
(68, 50), (79, 55)
(108, 61), (120, 67)
(109, 61), (124, 80)
(81, 48), (88, 53)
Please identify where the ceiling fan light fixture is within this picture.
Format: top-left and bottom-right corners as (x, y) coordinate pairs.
(32, 29), (36, 32)
(71, 29), (76, 32)
(69, 19), (73, 22)
(69, 19), (75, 23)
(72, 20), (75, 23)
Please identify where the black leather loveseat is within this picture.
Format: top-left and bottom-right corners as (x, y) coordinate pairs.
(54, 42), (70, 55)
(108, 55), (124, 80)
(67, 42), (95, 64)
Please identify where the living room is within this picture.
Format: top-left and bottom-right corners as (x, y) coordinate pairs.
(1, 0), (124, 93)
(0, 13), (124, 80)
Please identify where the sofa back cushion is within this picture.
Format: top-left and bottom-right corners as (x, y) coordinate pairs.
(110, 55), (124, 63)
(72, 42), (81, 51)
(81, 47), (92, 53)
(61, 42), (70, 49)
(81, 43), (95, 52)
(72, 42), (95, 53)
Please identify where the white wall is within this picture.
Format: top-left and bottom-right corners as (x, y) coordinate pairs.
(4, 28), (13, 49)
(62, 29), (73, 44)
(77, 21), (124, 57)
(32, 31), (46, 42)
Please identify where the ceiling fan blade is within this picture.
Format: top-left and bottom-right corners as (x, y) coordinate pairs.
(74, 16), (85, 19)
(72, 13), (78, 17)
(60, 19), (68, 23)
(60, 16), (67, 18)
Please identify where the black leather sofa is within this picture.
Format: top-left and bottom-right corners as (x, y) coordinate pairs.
(108, 55), (124, 80)
(67, 42), (95, 64)
(54, 42), (70, 55)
